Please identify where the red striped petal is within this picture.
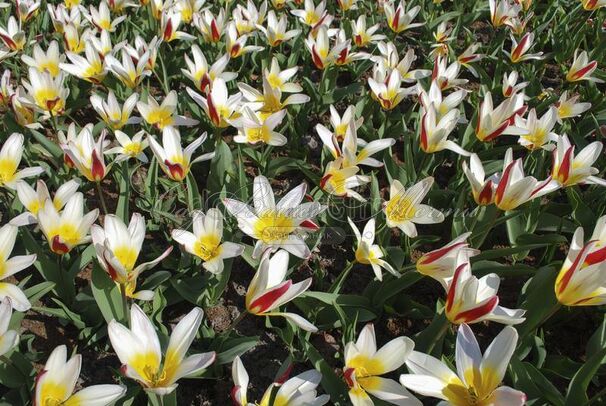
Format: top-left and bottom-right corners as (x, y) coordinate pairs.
(248, 281), (292, 314)
(454, 296), (498, 323)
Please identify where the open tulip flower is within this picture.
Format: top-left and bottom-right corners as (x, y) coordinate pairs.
(90, 91), (141, 131)
(444, 262), (526, 325)
(566, 50), (602, 83)
(348, 217), (398, 281)
(383, 177), (444, 238)
(63, 126), (109, 182)
(401, 324), (526, 406)
(384, 0), (423, 33)
(0, 298), (19, 357)
(171, 208), (244, 274)
(475, 92), (526, 142)
(489, 0), (519, 27)
(187, 77), (242, 128)
(581, 0), (606, 10)
(108, 305), (216, 395)
(181, 47), (236, 93)
(13, 179), (80, 226)
(305, 25), (347, 70)
(0, 132), (44, 189)
(232, 355), (330, 405)
(555, 91), (591, 123)
(106, 130), (150, 163)
(21, 41), (63, 78)
(551, 134), (606, 187)
(416, 232), (479, 288)
(0, 16), (26, 51)
(223, 175), (326, 258)
(343, 323), (421, 406)
(37, 192), (99, 255)
(138, 90), (199, 130)
(462, 153), (499, 206)
(91, 213), (173, 300)
(555, 216), (606, 306)
(259, 10), (302, 47)
(0, 224), (36, 311)
(508, 32), (544, 63)
(368, 70), (415, 110)
(507, 106), (559, 151)
(502, 71), (528, 98)
(245, 250), (317, 331)
(320, 157), (370, 202)
(35, 345), (126, 405)
(148, 126), (214, 182)
(291, 0), (330, 29)
(419, 104), (469, 155)
(495, 148), (559, 211)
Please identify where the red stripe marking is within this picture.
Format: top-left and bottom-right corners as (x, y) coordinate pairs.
(454, 296), (499, 323)
(248, 281), (292, 313)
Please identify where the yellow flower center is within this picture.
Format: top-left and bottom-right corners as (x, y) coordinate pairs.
(39, 62), (60, 77)
(49, 223), (81, 245)
(0, 158), (18, 186)
(266, 73), (283, 89)
(245, 126), (270, 144)
(123, 142), (142, 157)
(347, 354), (384, 377)
(385, 197), (416, 223)
(34, 88), (64, 114)
(253, 210), (295, 243)
(147, 108), (174, 129)
(113, 245), (138, 271)
(194, 234), (222, 261)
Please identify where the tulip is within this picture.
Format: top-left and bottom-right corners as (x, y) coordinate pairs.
(581, 0), (606, 10)
(384, 0), (423, 33)
(60, 41), (107, 83)
(502, 71), (528, 98)
(108, 305), (215, 394)
(263, 58), (303, 94)
(21, 68), (69, 116)
(193, 9), (226, 43)
(419, 104), (469, 155)
(431, 57), (468, 90)
(37, 193), (98, 255)
(105, 49), (151, 89)
(505, 12), (534, 36)
(551, 134), (606, 187)
(232, 355), (330, 405)
(63, 126), (109, 182)
(416, 232), (479, 288)
(187, 78), (242, 128)
(291, 0), (330, 28)
(0, 133), (44, 189)
(368, 70), (415, 110)
(90, 91), (141, 131)
(418, 80), (467, 117)
(0, 70), (12, 112)
(462, 153), (498, 206)
(489, 0), (519, 27)
(401, 324), (526, 405)
(238, 75), (310, 116)
(62, 24), (90, 54)
(223, 176), (326, 258)
(495, 148), (559, 211)
(566, 49), (602, 83)
(475, 92), (526, 142)
(555, 216), (606, 306)
(245, 250), (317, 331)
(106, 130), (149, 163)
(13, 179), (80, 225)
(320, 158), (370, 202)
(85, 1), (125, 31)
(233, 0), (267, 35)
(445, 262), (526, 325)
(316, 104), (363, 142)
(15, 0), (41, 24)
(160, 11), (195, 42)
(21, 41), (62, 78)
(0, 16), (26, 51)
(305, 25), (347, 70)
(508, 32), (544, 63)
(35, 345), (126, 405)
(148, 126), (214, 182)
(457, 43), (483, 76)
(348, 218), (398, 281)
(171, 208), (244, 274)
(174, 0), (205, 24)
(181, 47), (236, 93)
(344, 323), (420, 406)
(137, 91), (199, 130)
(0, 298), (19, 356)
(123, 35), (161, 71)
(508, 107), (559, 151)
(91, 213), (173, 300)
(554, 91), (591, 123)
(225, 22), (263, 58)
(383, 177), (445, 238)
(373, 44), (430, 83)
(258, 10), (301, 47)
(231, 106), (288, 146)
(0, 224), (36, 311)
(351, 15), (385, 47)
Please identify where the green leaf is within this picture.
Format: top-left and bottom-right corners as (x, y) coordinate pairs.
(564, 346), (606, 406)
(91, 262), (127, 324)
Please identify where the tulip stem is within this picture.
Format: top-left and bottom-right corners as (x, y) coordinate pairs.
(96, 181), (109, 215)
(120, 283), (129, 326)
